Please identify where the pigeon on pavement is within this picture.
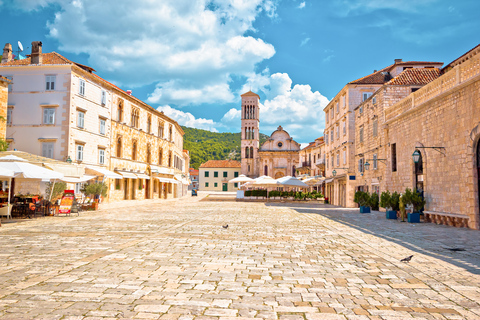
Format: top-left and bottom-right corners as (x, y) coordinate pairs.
(400, 255), (413, 263)
(222, 224), (228, 229)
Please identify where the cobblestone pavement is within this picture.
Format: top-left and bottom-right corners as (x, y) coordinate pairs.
(1, 194), (480, 320)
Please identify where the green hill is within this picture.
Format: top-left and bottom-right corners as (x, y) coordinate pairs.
(182, 126), (269, 169)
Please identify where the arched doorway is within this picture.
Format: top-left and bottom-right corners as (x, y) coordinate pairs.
(292, 165), (296, 177)
(477, 141), (480, 213)
(264, 165), (268, 176)
(415, 150), (424, 202)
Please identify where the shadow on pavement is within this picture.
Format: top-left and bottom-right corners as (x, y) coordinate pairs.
(266, 202), (480, 275)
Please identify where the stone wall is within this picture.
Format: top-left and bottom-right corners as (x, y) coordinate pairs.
(0, 81), (7, 140)
(384, 54), (480, 229)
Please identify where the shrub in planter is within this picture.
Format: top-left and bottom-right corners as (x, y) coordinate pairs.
(354, 191), (370, 212)
(245, 190), (252, 197)
(391, 191), (400, 211)
(401, 188), (425, 223)
(381, 191), (398, 219)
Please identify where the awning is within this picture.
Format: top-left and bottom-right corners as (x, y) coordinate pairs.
(60, 175), (97, 183)
(116, 171), (138, 179)
(156, 177), (178, 184)
(150, 164), (174, 175)
(136, 173), (151, 180)
(324, 178), (334, 184)
(85, 165), (122, 179)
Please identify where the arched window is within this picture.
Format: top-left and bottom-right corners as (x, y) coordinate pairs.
(292, 165), (296, 177)
(158, 122), (164, 138)
(117, 100), (123, 122)
(252, 128), (255, 140)
(132, 140), (137, 160)
(246, 147), (249, 158)
(147, 115), (152, 133)
(244, 127), (247, 139)
(250, 147), (254, 159)
(158, 148), (163, 165)
(168, 151), (172, 167)
(146, 144), (151, 163)
(264, 165), (268, 176)
(116, 136), (122, 158)
(131, 108), (139, 128)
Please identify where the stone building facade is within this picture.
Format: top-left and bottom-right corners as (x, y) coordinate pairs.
(0, 76), (10, 140)
(324, 60), (443, 207)
(0, 42), (189, 202)
(383, 44), (480, 229)
(297, 137), (325, 178)
(199, 160), (241, 192)
(354, 68), (441, 195)
(240, 91), (300, 179)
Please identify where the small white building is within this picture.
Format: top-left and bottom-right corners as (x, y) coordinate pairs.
(199, 160), (241, 192)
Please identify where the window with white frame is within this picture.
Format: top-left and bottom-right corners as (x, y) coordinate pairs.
(342, 121), (346, 135)
(7, 108), (12, 125)
(343, 150), (346, 165)
(77, 111), (85, 128)
(76, 144), (84, 161)
(372, 96), (377, 104)
(98, 148), (105, 165)
(342, 95), (346, 108)
(359, 105), (363, 114)
(325, 133), (328, 145)
(75, 183), (82, 194)
(362, 92), (372, 101)
(331, 130), (334, 142)
(43, 108), (55, 124)
(45, 75), (56, 91)
(358, 158), (364, 172)
(101, 90), (106, 105)
(373, 153), (378, 170)
(99, 118), (106, 135)
(42, 142), (54, 159)
(336, 102), (339, 113)
(336, 154), (339, 166)
(336, 126), (340, 140)
(79, 79), (85, 96)
(359, 127), (364, 143)
(331, 109), (334, 119)
(373, 119), (378, 137)
(331, 155), (334, 167)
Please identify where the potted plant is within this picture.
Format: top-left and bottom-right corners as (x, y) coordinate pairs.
(82, 182), (108, 210)
(380, 191), (397, 219)
(354, 191), (370, 213)
(409, 190), (425, 223)
(370, 192), (379, 211)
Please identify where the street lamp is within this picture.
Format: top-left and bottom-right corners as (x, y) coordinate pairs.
(332, 169), (336, 177)
(364, 161), (370, 170)
(412, 149), (421, 163)
(66, 156), (72, 164)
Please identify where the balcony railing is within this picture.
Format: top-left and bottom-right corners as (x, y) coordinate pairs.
(315, 158), (325, 167)
(301, 161), (311, 167)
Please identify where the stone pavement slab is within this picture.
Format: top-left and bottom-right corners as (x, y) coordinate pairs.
(0, 195), (480, 319)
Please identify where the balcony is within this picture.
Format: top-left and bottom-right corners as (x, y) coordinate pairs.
(315, 158), (325, 168)
(301, 161), (311, 167)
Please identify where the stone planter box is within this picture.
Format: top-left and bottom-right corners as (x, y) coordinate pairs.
(360, 206), (371, 213)
(408, 212), (421, 223)
(386, 210), (397, 219)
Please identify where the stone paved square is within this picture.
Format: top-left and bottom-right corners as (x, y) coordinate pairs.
(1, 194), (480, 319)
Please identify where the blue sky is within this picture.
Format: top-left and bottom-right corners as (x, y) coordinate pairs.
(1, 0), (479, 145)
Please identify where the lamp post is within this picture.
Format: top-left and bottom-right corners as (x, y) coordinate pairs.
(66, 156), (72, 164)
(332, 169), (336, 177)
(364, 161), (370, 171)
(412, 149), (421, 163)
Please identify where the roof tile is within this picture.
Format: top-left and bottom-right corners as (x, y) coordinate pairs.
(386, 68), (440, 85)
(199, 160), (241, 168)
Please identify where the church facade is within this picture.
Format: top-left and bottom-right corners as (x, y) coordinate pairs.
(240, 91), (301, 178)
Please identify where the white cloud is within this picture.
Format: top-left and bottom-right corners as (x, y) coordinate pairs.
(157, 105), (219, 132)
(300, 37), (310, 46)
(230, 71), (329, 143)
(15, 0), (277, 106)
(334, 0), (438, 16)
(298, 2), (306, 9)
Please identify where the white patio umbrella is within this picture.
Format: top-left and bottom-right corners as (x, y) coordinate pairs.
(252, 176), (280, 187)
(277, 176), (309, 188)
(0, 162), (64, 180)
(228, 174), (254, 183)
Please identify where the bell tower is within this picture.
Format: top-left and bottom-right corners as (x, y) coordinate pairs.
(241, 91), (260, 177)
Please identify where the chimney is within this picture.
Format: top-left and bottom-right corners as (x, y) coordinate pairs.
(126, 90), (132, 95)
(31, 41), (43, 64)
(2, 43), (12, 63)
(394, 58), (402, 63)
(373, 69), (377, 73)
